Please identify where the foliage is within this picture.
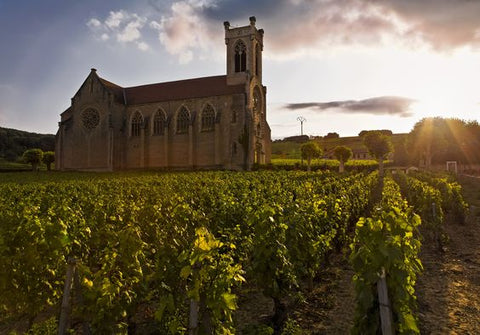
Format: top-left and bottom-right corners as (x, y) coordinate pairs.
(22, 148), (44, 171)
(392, 136), (409, 166)
(359, 129), (393, 137)
(363, 131), (393, 176)
(324, 132), (340, 139)
(281, 318), (302, 334)
(178, 227), (245, 333)
(269, 158), (385, 173)
(42, 151), (55, 171)
(0, 170), (377, 333)
(409, 171), (468, 225)
(272, 133), (406, 161)
(363, 131), (393, 160)
(350, 178), (422, 334)
(300, 141), (322, 171)
(393, 172), (444, 232)
(407, 117), (480, 168)
(26, 317), (58, 335)
(333, 146), (352, 162)
(0, 127), (54, 162)
(333, 146), (353, 172)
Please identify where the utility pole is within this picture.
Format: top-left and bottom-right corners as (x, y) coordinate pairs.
(297, 116), (306, 168)
(297, 116), (306, 136)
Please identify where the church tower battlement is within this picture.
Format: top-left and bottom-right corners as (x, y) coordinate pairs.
(224, 16), (264, 86)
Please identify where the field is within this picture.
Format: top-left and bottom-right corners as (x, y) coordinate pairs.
(271, 134), (407, 160)
(0, 159), (33, 172)
(0, 169), (478, 334)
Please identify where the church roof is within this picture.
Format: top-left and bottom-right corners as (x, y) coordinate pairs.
(99, 75), (245, 106)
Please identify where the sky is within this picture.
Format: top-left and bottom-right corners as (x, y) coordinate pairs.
(1, 0), (480, 139)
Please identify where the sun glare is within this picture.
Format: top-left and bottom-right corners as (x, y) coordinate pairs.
(373, 45), (480, 121)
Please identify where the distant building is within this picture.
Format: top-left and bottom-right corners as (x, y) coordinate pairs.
(55, 17), (271, 171)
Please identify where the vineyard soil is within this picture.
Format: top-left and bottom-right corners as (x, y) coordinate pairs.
(235, 175), (480, 334)
(416, 176), (480, 334)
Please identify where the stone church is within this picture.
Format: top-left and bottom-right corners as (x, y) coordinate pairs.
(55, 17), (271, 171)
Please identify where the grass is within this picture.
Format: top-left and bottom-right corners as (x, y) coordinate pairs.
(0, 159), (32, 171)
(272, 134), (407, 160)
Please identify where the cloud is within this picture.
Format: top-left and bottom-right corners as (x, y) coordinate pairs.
(105, 11), (125, 29)
(86, 10), (150, 52)
(284, 96), (415, 117)
(117, 16), (147, 43)
(86, 18), (101, 28)
(153, 0), (480, 58)
(137, 41), (150, 51)
(374, 0), (480, 50)
(87, 1), (480, 62)
(150, 0), (221, 63)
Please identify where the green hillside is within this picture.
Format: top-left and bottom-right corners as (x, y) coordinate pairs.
(272, 133), (408, 164)
(0, 127), (55, 162)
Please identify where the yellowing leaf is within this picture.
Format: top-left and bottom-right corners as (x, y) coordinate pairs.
(83, 278), (93, 288)
(222, 292), (237, 310)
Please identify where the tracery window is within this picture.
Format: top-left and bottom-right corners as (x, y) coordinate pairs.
(153, 110), (166, 135)
(81, 108), (100, 130)
(201, 104), (215, 132)
(131, 111), (143, 137)
(176, 107), (190, 134)
(234, 40), (246, 73)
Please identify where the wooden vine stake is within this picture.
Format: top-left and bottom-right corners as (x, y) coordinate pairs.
(58, 258), (76, 335)
(432, 202), (441, 250)
(377, 267), (395, 335)
(189, 299), (199, 335)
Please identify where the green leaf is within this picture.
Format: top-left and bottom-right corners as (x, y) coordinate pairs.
(222, 292), (237, 310)
(180, 265), (191, 279)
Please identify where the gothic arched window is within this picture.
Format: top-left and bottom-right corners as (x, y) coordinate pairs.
(153, 110), (166, 135)
(234, 40), (246, 73)
(176, 107), (190, 134)
(131, 111), (143, 137)
(201, 104), (215, 132)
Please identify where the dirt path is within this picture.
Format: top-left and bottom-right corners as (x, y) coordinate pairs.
(290, 254), (356, 334)
(417, 175), (480, 334)
(289, 174), (480, 334)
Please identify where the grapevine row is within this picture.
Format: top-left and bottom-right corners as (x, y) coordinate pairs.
(350, 177), (423, 334)
(0, 170), (377, 333)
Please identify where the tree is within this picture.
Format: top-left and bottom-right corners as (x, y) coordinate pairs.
(359, 129), (393, 137)
(363, 132), (393, 177)
(22, 148), (43, 171)
(406, 117), (480, 169)
(301, 141), (322, 171)
(324, 132), (340, 139)
(333, 146), (352, 173)
(42, 151), (55, 171)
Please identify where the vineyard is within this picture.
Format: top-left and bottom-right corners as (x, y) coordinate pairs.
(0, 170), (474, 334)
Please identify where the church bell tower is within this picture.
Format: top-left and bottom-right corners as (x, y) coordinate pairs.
(224, 16), (264, 86)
